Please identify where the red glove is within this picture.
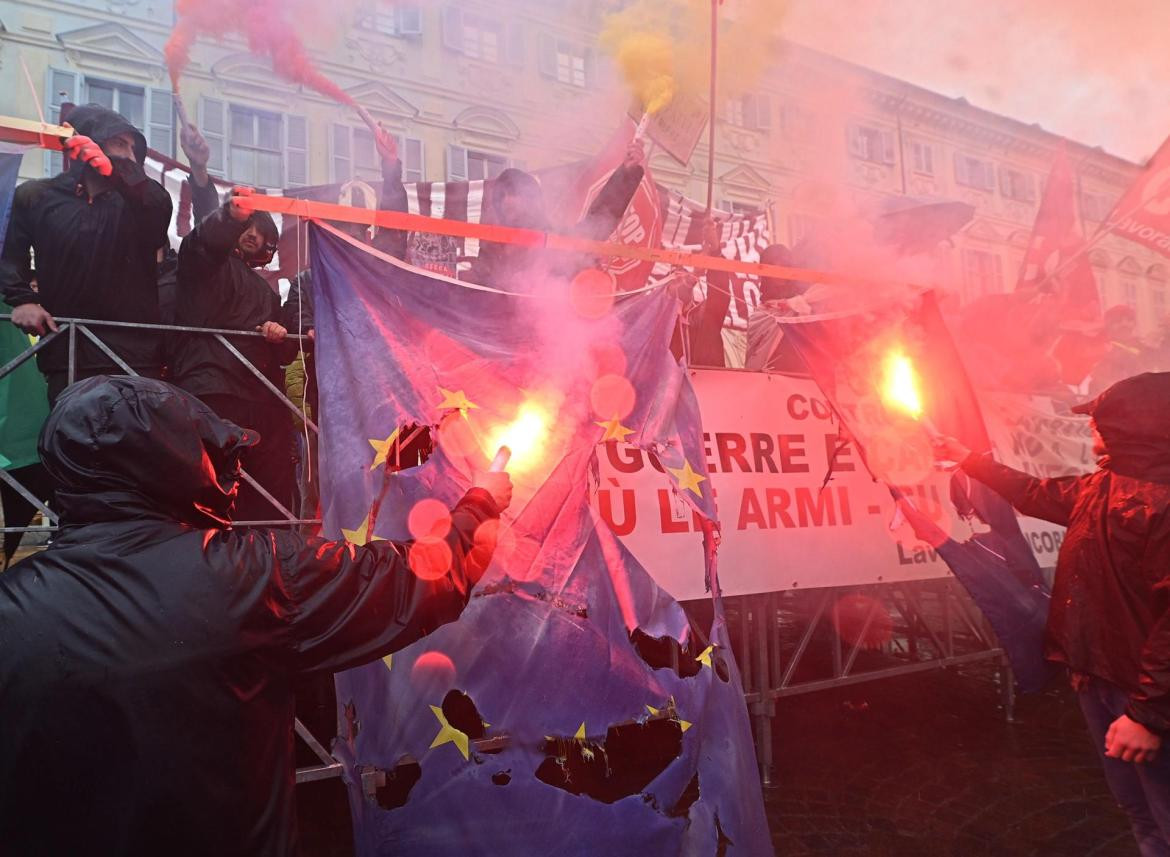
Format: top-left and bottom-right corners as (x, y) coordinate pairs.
(62, 133), (113, 177)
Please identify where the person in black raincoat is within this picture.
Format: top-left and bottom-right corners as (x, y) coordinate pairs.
(0, 375), (511, 857)
(462, 140), (646, 292)
(171, 185), (299, 522)
(934, 372), (1170, 855)
(1, 104), (172, 405)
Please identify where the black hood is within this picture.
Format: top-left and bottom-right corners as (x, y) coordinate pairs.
(1072, 372), (1170, 482)
(64, 103), (148, 166)
(39, 376), (258, 528)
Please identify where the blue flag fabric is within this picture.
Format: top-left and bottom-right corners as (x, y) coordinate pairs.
(310, 224), (771, 855)
(780, 292), (1055, 691)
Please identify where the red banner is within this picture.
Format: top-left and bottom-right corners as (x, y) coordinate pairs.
(1104, 134), (1170, 258)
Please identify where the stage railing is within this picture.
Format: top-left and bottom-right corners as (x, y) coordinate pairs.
(0, 313), (320, 533)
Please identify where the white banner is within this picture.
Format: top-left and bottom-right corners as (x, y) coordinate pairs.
(596, 369), (1091, 601)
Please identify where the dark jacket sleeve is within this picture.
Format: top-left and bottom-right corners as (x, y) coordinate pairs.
(1128, 597), (1170, 735)
(188, 176), (221, 228)
(371, 156), (409, 261)
(960, 452), (1084, 526)
(573, 163), (644, 241)
(275, 488), (499, 673)
(109, 157), (173, 252)
(688, 269), (732, 365)
(178, 203), (249, 285)
(0, 184), (38, 308)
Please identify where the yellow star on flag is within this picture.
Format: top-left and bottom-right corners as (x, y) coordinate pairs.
(574, 722), (587, 741)
(595, 416), (635, 443)
(429, 705), (470, 760)
(382, 653), (393, 671)
(368, 429), (401, 471)
(696, 645), (714, 669)
(678, 718), (693, 733)
(437, 387), (479, 413)
(341, 514), (385, 546)
(667, 459), (706, 496)
(645, 704), (660, 716)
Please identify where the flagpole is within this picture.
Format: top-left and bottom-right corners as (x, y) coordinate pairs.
(705, 0), (718, 215)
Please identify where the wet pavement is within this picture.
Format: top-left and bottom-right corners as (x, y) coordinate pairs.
(765, 663), (1134, 856)
(297, 661), (1135, 855)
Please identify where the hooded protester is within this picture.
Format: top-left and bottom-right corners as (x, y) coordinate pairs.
(462, 140), (646, 292)
(0, 375), (510, 857)
(934, 372), (1170, 856)
(171, 184), (301, 522)
(0, 104), (172, 405)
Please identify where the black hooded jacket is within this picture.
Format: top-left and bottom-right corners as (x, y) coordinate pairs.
(0, 104), (172, 373)
(960, 372), (1170, 732)
(0, 376), (499, 857)
(172, 200), (294, 400)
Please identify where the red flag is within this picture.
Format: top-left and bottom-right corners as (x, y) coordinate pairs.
(1017, 143), (1100, 324)
(1101, 134), (1170, 258)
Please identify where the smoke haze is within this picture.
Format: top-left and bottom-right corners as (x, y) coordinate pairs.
(782, 0), (1170, 163)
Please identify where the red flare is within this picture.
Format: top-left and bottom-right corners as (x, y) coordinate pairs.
(165, 0), (353, 104)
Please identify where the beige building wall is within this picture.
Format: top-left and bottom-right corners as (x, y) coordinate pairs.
(0, 0), (1165, 336)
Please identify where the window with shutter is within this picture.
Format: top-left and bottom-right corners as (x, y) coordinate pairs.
(397, 5), (422, 35)
(447, 145), (468, 182)
(285, 115), (308, 187)
(199, 97), (227, 176)
(331, 123), (352, 182)
(148, 89), (175, 157)
(403, 137), (425, 183)
(909, 140), (933, 175)
(880, 129), (896, 165)
(506, 21), (524, 67)
(441, 7), (463, 50)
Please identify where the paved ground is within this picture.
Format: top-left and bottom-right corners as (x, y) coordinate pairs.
(295, 662), (1135, 855)
(765, 663), (1135, 856)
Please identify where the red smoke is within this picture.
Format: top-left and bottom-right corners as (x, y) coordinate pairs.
(165, 0), (353, 104)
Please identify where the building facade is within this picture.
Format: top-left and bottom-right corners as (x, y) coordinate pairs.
(1, 0), (1164, 336)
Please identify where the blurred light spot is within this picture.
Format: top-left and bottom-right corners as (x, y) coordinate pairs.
(408, 498), (452, 540)
(590, 374), (636, 419)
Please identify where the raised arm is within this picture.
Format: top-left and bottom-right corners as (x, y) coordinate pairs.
(107, 157), (173, 252)
(574, 140), (646, 241)
(371, 125), (409, 261)
(177, 189), (252, 285)
(277, 477), (511, 674)
(934, 437), (1084, 526)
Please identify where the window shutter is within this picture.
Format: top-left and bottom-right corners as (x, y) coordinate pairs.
(331, 123), (352, 182)
(441, 6), (463, 51)
(538, 33), (556, 78)
(199, 97), (227, 176)
(1024, 173), (1036, 203)
(45, 69), (79, 175)
(983, 161), (996, 192)
(846, 124), (864, 158)
(583, 47), (595, 87)
(446, 145), (468, 182)
(147, 88), (176, 157)
(754, 95), (771, 131)
(506, 21), (525, 67)
(285, 114), (308, 187)
(397, 5), (423, 35)
(881, 129), (896, 165)
(954, 152), (969, 187)
(404, 137), (425, 183)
